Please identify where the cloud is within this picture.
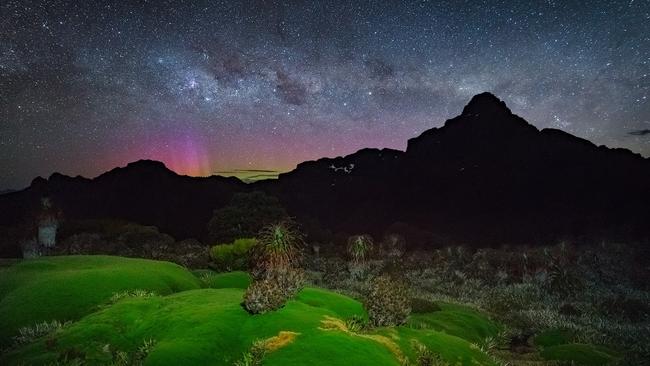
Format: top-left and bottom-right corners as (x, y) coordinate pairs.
(629, 129), (650, 136)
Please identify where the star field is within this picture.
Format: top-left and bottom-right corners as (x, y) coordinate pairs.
(1, 0), (649, 188)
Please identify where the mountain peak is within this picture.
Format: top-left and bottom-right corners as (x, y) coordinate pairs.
(95, 159), (175, 180)
(125, 159), (169, 170)
(461, 92), (512, 117)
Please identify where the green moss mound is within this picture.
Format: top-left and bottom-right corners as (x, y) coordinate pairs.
(295, 287), (367, 320)
(0, 256), (619, 366)
(535, 330), (620, 365)
(534, 329), (572, 347)
(2, 288), (396, 365)
(540, 343), (619, 365)
(0, 255), (202, 346)
(2, 286), (497, 365)
(198, 270), (252, 289)
(406, 303), (500, 344)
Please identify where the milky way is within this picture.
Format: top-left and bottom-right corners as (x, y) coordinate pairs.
(1, 0), (649, 188)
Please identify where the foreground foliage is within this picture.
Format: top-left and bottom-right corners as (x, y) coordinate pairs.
(0, 256), (501, 366)
(2, 239), (644, 366)
(315, 241), (648, 365)
(244, 222), (305, 314)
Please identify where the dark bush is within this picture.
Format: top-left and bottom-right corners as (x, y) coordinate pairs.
(410, 298), (441, 314)
(364, 275), (411, 327)
(207, 191), (287, 244)
(321, 257), (350, 288)
(243, 267), (305, 314)
(558, 303), (581, 317)
(381, 233), (406, 259)
(597, 296), (650, 322)
(259, 267), (305, 299)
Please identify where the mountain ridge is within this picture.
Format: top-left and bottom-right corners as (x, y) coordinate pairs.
(1, 92), (648, 257)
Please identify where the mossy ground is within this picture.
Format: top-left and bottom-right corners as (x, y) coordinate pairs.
(539, 344), (619, 365)
(194, 270), (252, 289)
(0, 256), (620, 365)
(0, 255), (201, 348)
(534, 329), (619, 365)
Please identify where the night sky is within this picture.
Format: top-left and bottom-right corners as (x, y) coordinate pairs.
(1, 0), (649, 189)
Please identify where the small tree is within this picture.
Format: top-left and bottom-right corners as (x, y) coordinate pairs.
(206, 191), (287, 244)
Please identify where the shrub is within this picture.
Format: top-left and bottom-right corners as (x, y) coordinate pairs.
(545, 261), (583, 297)
(159, 238), (210, 269)
(321, 257), (350, 288)
(543, 243), (583, 297)
(597, 296), (650, 322)
(210, 238), (257, 271)
(243, 267), (305, 314)
(243, 279), (286, 314)
(381, 233), (406, 259)
(558, 302), (581, 317)
(481, 283), (543, 315)
(365, 275), (411, 327)
(272, 267), (305, 298)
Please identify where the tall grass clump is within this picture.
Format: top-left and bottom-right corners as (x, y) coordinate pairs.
(347, 234), (374, 263)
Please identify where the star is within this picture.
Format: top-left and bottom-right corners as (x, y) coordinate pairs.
(0, 0), (648, 189)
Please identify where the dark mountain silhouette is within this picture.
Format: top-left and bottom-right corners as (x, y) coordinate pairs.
(2, 92), (649, 256)
(0, 161), (246, 243)
(263, 93), (650, 245)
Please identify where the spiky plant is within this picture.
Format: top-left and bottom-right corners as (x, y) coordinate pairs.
(255, 221), (303, 272)
(347, 234), (374, 263)
(244, 220), (305, 314)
